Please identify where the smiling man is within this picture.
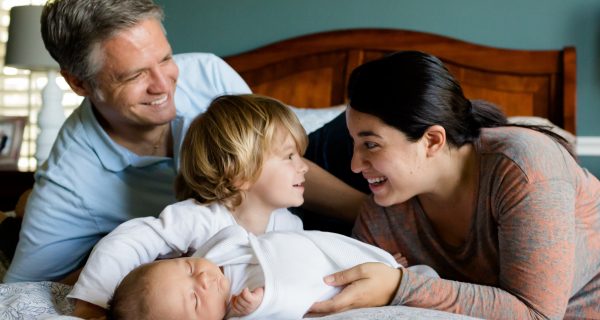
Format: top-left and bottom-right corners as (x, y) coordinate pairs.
(4, 0), (365, 292)
(4, 0), (251, 286)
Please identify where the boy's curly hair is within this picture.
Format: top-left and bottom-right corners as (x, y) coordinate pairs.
(175, 94), (307, 210)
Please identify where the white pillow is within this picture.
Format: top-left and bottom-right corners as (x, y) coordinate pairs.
(287, 104), (346, 134)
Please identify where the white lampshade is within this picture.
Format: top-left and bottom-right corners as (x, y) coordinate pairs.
(5, 5), (58, 71)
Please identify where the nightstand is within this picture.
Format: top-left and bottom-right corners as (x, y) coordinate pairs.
(0, 171), (34, 211)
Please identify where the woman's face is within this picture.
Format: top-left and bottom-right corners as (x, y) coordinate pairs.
(346, 107), (427, 207)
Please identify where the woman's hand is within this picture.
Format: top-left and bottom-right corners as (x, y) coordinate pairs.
(308, 262), (402, 316)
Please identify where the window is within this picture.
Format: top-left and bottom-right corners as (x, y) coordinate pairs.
(1, 0), (83, 171)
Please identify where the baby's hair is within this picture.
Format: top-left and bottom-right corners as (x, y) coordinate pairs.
(107, 263), (155, 320)
(175, 94), (308, 210)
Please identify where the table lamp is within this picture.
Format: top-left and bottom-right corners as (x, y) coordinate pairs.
(4, 5), (63, 167)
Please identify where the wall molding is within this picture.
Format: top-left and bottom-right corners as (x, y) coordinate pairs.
(576, 136), (600, 156)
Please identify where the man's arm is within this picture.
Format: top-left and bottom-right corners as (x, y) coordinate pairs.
(59, 267), (83, 285)
(4, 180), (100, 282)
(73, 299), (106, 319)
(302, 160), (367, 223)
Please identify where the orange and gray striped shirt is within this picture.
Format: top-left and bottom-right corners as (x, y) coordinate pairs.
(353, 127), (600, 319)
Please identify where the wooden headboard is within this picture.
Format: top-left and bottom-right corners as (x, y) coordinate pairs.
(225, 28), (576, 134)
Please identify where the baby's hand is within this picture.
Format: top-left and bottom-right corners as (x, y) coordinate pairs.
(227, 287), (264, 318)
(393, 252), (408, 266)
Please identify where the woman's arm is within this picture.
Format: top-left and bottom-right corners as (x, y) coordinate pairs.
(311, 180), (576, 319)
(302, 159), (367, 222)
(309, 262), (402, 315)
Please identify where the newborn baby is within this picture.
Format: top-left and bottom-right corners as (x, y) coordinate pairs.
(110, 225), (438, 320)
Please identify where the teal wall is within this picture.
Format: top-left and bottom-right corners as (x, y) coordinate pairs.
(156, 0), (600, 176)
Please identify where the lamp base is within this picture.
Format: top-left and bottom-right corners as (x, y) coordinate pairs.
(35, 70), (64, 167)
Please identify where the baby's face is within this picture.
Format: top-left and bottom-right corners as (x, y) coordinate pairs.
(146, 257), (231, 320)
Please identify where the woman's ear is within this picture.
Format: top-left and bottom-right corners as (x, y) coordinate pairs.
(60, 70), (92, 97)
(422, 125), (446, 157)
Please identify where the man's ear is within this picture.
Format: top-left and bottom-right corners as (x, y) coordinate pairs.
(422, 125), (446, 157)
(60, 70), (91, 97)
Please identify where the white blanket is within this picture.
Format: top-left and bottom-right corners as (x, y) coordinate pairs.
(0, 228), (476, 320)
(196, 225), (436, 319)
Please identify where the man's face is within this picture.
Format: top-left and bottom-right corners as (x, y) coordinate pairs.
(89, 18), (179, 132)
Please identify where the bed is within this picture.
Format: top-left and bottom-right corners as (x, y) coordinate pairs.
(225, 28), (576, 134)
(0, 28), (576, 319)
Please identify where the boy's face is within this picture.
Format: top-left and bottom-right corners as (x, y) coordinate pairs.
(146, 257), (231, 320)
(245, 129), (309, 211)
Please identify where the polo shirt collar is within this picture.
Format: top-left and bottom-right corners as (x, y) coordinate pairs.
(81, 99), (175, 172)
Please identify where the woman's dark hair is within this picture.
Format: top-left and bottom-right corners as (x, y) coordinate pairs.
(347, 51), (574, 157)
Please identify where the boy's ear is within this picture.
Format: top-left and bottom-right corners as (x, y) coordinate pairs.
(235, 179), (252, 191)
(422, 125), (446, 157)
(60, 70), (92, 97)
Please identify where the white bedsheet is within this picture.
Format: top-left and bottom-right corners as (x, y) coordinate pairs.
(0, 247), (478, 319)
(0, 281), (73, 319)
(0, 280), (480, 320)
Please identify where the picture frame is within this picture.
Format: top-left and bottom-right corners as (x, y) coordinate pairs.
(0, 116), (27, 170)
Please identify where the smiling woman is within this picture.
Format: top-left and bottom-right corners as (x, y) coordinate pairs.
(310, 50), (600, 320)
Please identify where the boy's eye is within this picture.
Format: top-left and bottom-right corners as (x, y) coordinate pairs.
(286, 152), (298, 160)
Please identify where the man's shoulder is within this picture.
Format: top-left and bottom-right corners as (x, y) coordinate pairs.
(35, 107), (113, 194)
(173, 52), (249, 117)
(174, 52), (219, 61)
(42, 106), (99, 173)
(173, 52), (224, 70)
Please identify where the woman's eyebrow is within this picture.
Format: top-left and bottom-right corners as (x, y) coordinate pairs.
(358, 130), (381, 138)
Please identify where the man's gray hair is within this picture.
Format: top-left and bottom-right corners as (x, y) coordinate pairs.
(41, 0), (164, 86)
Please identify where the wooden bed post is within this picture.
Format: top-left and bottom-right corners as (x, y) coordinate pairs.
(562, 47), (577, 135)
